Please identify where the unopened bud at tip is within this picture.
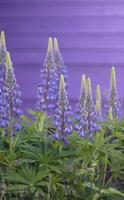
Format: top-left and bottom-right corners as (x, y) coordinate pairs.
(47, 37), (53, 53)
(6, 51), (12, 71)
(110, 66), (116, 89)
(87, 77), (92, 94)
(81, 74), (86, 90)
(0, 31), (6, 48)
(60, 74), (65, 90)
(54, 37), (59, 52)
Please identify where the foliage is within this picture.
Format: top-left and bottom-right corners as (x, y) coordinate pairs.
(0, 111), (123, 200)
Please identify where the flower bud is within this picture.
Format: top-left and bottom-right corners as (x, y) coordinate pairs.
(0, 31), (6, 49)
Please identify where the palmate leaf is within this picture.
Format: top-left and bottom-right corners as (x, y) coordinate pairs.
(0, 134), (23, 168)
(74, 139), (94, 167)
(20, 141), (64, 172)
(93, 132), (124, 158)
(30, 150), (62, 172)
(82, 182), (124, 198)
(101, 187), (124, 197)
(0, 151), (21, 168)
(7, 184), (28, 191)
(4, 164), (49, 198)
(5, 165), (48, 185)
(47, 173), (65, 192)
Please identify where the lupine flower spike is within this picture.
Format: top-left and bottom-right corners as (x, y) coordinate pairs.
(53, 37), (67, 85)
(0, 52), (22, 135)
(36, 37), (58, 114)
(96, 84), (102, 119)
(82, 78), (100, 138)
(74, 74), (87, 135)
(54, 74), (73, 143)
(108, 66), (120, 119)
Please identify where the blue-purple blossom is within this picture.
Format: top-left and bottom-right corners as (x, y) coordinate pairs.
(36, 38), (58, 114)
(0, 52), (22, 136)
(53, 38), (68, 86)
(107, 67), (120, 119)
(81, 78), (100, 138)
(54, 75), (73, 143)
(74, 74), (87, 136)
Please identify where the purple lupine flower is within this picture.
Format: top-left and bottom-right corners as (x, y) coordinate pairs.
(53, 38), (68, 86)
(107, 67), (120, 119)
(0, 31), (7, 86)
(36, 37), (58, 114)
(0, 52), (22, 136)
(81, 78), (100, 138)
(54, 75), (73, 143)
(74, 74), (87, 136)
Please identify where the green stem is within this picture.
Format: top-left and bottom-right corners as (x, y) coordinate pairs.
(91, 180), (93, 199)
(102, 155), (108, 186)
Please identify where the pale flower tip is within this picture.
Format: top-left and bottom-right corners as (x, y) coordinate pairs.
(87, 77), (92, 93)
(54, 37), (59, 52)
(81, 74), (86, 90)
(112, 66), (115, 71)
(108, 107), (113, 121)
(60, 74), (65, 90)
(96, 100), (101, 112)
(96, 84), (101, 108)
(0, 31), (6, 48)
(47, 37), (53, 53)
(82, 74), (86, 82)
(110, 66), (116, 89)
(6, 51), (12, 70)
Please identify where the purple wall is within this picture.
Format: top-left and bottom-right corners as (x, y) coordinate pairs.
(0, 0), (124, 110)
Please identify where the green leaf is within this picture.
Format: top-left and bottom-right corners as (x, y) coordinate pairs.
(101, 188), (124, 197)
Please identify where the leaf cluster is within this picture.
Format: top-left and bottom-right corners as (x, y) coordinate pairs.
(0, 112), (124, 200)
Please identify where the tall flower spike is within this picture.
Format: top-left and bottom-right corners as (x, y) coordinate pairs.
(108, 66), (120, 119)
(54, 75), (73, 143)
(96, 84), (102, 118)
(36, 37), (58, 114)
(74, 74), (87, 134)
(53, 37), (68, 85)
(0, 51), (22, 135)
(82, 78), (100, 138)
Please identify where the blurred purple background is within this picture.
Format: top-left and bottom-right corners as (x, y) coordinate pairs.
(0, 0), (124, 111)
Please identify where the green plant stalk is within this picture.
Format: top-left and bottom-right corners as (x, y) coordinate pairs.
(102, 164), (107, 187)
(37, 114), (45, 133)
(90, 175), (94, 199)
